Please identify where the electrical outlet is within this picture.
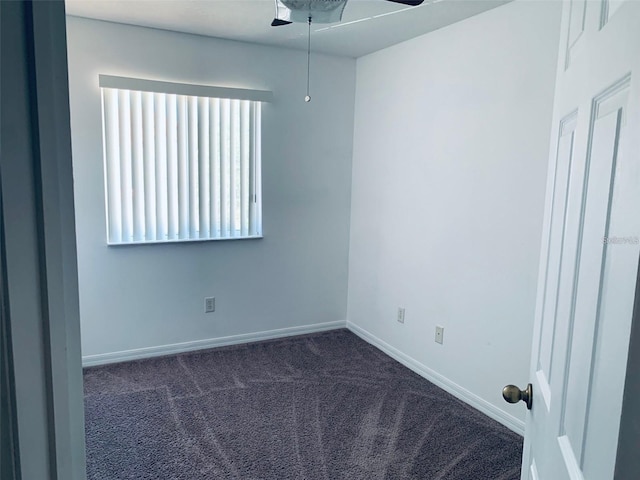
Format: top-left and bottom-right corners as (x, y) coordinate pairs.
(435, 325), (444, 344)
(397, 307), (405, 324)
(205, 297), (215, 313)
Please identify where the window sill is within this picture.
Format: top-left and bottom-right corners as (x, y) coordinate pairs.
(107, 235), (264, 247)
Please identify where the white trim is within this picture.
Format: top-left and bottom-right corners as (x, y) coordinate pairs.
(558, 435), (585, 480)
(347, 321), (526, 436)
(82, 320), (346, 367)
(98, 74), (273, 103)
(530, 460), (540, 480)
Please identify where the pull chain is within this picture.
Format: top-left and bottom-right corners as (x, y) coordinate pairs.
(305, 16), (311, 103)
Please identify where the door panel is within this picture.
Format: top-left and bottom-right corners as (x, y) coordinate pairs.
(565, 0), (586, 69)
(600, 0), (625, 28)
(582, 81), (638, 480)
(561, 78), (629, 474)
(536, 111), (578, 411)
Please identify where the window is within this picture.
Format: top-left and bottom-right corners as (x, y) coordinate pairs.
(99, 75), (271, 245)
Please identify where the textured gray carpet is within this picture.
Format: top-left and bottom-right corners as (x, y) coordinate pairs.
(84, 329), (523, 479)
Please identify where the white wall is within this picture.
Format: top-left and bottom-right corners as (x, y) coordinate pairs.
(347, 0), (561, 430)
(66, 17), (356, 361)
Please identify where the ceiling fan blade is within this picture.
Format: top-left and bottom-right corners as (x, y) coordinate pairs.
(386, 0), (424, 5)
(271, 18), (293, 26)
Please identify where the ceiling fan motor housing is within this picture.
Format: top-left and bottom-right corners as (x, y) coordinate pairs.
(277, 0), (348, 24)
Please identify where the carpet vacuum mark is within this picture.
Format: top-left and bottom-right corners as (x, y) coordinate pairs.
(84, 329), (522, 479)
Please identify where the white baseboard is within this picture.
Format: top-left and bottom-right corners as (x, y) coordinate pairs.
(82, 320), (346, 367)
(347, 321), (525, 436)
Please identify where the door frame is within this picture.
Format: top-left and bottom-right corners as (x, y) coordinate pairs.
(0, 1), (85, 479)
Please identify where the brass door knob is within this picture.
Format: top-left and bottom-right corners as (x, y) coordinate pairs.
(502, 383), (532, 410)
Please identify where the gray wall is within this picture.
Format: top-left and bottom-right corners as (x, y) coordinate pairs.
(347, 0), (562, 431)
(615, 258), (640, 479)
(66, 17), (356, 361)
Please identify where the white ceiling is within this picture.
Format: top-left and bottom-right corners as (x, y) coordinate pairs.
(65, 0), (512, 58)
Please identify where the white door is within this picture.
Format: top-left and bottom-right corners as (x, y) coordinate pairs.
(518, 1), (640, 479)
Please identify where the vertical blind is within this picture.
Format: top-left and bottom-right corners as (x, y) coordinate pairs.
(99, 76), (269, 244)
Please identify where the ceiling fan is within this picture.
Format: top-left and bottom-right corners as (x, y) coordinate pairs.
(270, 0), (425, 27)
(270, 0), (425, 102)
